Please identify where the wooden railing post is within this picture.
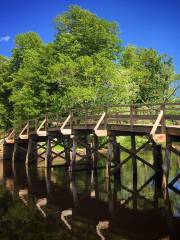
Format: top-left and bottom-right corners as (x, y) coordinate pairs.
(104, 106), (108, 129)
(27, 121), (30, 136)
(130, 104), (135, 127)
(45, 113), (48, 130)
(70, 111), (73, 129)
(35, 119), (38, 132)
(160, 103), (166, 134)
(56, 112), (59, 127)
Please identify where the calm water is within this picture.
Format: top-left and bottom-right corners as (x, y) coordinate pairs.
(0, 151), (179, 240)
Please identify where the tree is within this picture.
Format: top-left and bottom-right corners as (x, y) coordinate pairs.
(0, 56), (11, 130)
(7, 33), (45, 125)
(120, 45), (174, 103)
(54, 5), (121, 60)
(10, 32), (44, 72)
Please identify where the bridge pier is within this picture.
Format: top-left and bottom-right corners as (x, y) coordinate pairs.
(12, 141), (28, 164)
(45, 136), (52, 168)
(26, 137), (38, 166)
(153, 143), (163, 190)
(70, 135), (77, 172)
(163, 136), (180, 193)
(91, 134), (99, 169)
(3, 142), (14, 161)
(44, 134), (72, 168)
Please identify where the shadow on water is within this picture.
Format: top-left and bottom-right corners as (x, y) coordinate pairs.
(0, 152), (180, 240)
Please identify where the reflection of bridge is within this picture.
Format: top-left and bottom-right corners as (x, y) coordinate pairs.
(2, 102), (180, 191)
(2, 162), (180, 240)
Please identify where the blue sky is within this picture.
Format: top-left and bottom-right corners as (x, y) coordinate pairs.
(0, 0), (180, 72)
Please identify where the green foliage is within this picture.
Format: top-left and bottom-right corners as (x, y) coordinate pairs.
(54, 5), (121, 60)
(0, 56), (12, 130)
(120, 45), (174, 103)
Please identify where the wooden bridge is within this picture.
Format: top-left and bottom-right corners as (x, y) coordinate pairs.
(2, 102), (180, 192)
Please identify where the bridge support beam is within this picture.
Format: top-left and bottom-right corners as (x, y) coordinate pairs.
(153, 143), (163, 189)
(163, 136), (172, 189)
(64, 136), (71, 168)
(70, 136), (77, 172)
(45, 136), (52, 168)
(3, 143), (14, 161)
(91, 134), (99, 169)
(163, 136), (180, 193)
(13, 141), (28, 164)
(106, 136), (121, 178)
(26, 137), (38, 166)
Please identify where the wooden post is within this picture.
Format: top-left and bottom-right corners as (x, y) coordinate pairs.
(131, 134), (137, 210)
(131, 134), (137, 181)
(26, 138), (37, 166)
(92, 134), (99, 169)
(64, 137), (71, 168)
(71, 136), (77, 172)
(3, 143), (14, 161)
(45, 136), (52, 168)
(130, 105), (135, 128)
(85, 135), (91, 164)
(113, 139), (121, 190)
(153, 143), (163, 190)
(163, 137), (172, 189)
(12, 142), (18, 166)
(12, 142), (28, 164)
(161, 103), (166, 134)
(26, 139), (32, 166)
(106, 136), (114, 178)
(113, 138), (120, 167)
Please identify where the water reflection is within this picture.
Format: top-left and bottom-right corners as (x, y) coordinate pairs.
(0, 158), (179, 240)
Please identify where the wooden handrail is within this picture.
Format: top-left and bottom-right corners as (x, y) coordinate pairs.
(37, 118), (46, 132)
(60, 114), (72, 130)
(5, 129), (15, 141)
(19, 123), (29, 137)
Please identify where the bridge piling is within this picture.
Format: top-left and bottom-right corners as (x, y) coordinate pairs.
(71, 136), (77, 172)
(12, 141), (28, 164)
(45, 136), (52, 168)
(3, 142), (14, 161)
(91, 134), (99, 169)
(64, 136), (71, 168)
(153, 143), (163, 189)
(26, 137), (38, 166)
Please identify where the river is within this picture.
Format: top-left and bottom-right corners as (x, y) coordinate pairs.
(0, 150), (179, 240)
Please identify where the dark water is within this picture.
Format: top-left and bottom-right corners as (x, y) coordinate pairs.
(0, 151), (180, 240)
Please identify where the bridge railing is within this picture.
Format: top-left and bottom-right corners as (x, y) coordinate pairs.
(51, 102), (180, 132)
(2, 101), (180, 140)
(164, 102), (180, 125)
